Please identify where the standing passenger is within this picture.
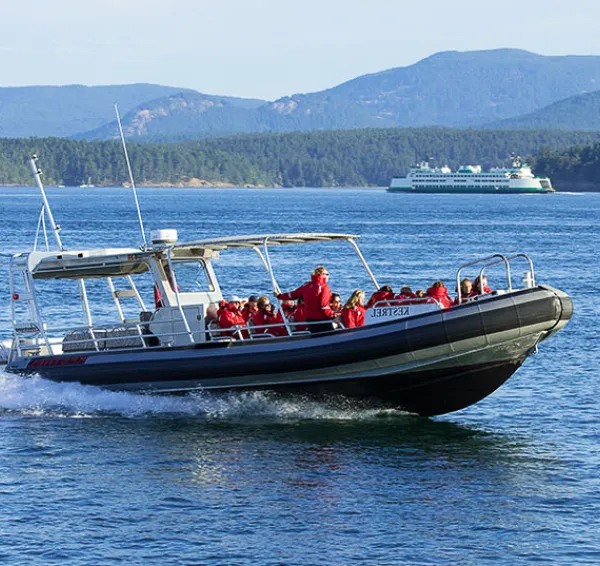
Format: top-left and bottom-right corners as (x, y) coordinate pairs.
(278, 266), (335, 333)
(342, 290), (367, 328)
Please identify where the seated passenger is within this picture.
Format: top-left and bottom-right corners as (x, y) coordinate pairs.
(470, 275), (493, 297)
(395, 285), (417, 305)
(280, 299), (296, 319)
(415, 289), (425, 299)
(291, 297), (307, 332)
(342, 290), (367, 328)
(425, 280), (453, 308)
(252, 296), (287, 336)
(454, 278), (473, 304)
(278, 266), (336, 334)
(366, 285), (395, 309)
(241, 295), (259, 322)
(330, 293), (343, 316)
(218, 297), (248, 338)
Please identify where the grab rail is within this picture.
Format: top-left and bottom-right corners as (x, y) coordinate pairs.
(456, 253), (535, 304)
(13, 315), (340, 358)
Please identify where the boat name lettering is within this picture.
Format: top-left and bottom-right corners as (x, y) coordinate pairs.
(372, 306), (410, 317)
(28, 356), (88, 368)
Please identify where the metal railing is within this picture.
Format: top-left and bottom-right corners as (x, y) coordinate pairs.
(456, 253), (535, 304)
(12, 315), (347, 358)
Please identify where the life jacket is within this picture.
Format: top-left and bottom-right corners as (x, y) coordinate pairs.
(292, 304), (307, 331)
(241, 304), (258, 323)
(280, 302), (296, 318)
(342, 305), (367, 328)
(425, 285), (453, 308)
(218, 304), (248, 338)
(279, 274), (334, 321)
(366, 289), (395, 309)
(469, 285), (493, 298)
(330, 302), (343, 316)
(252, 309), (287, 336)
(393, 291), (417, 305)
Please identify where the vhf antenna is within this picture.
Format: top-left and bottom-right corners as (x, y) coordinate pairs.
(114, 103), (148, 250)
(29, 155), (64, 251)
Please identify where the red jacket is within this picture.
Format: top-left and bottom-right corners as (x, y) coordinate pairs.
(425, 286), (453, 308)
(393, 292), (417, 305)
(469, 285), (493, 298)
(292, 304), (307, 331)
(366, 290), (395, 309)
(218, 304), (248, 337)
(241, 304), (258, 323)
(342, 305), (367, 328)
(279, 274), (334, 321)
(251, 309), (287, 336)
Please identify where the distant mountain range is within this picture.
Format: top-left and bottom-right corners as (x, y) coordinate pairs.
(3, 49), (600, 140)
(488, 90), (600, 130)
(0, 85), (265, 138)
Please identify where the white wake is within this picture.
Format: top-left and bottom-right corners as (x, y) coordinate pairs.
(0, 370), (403, 421)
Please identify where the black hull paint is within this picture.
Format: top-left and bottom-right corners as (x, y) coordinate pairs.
(260, 360), (523, 416)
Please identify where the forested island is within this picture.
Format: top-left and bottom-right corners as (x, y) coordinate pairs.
(1, 128), (600, 190)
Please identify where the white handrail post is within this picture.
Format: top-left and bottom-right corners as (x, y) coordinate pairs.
(262, 238), (293, 336)
(167, 249), (195, 344)
(348, 238), (379, 289)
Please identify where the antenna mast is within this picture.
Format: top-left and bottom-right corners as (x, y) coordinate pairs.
(29, 156), (64, 251)
(114, 103), (148, 250)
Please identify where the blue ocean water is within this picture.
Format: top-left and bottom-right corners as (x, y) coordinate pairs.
(0, 187), (599, 565)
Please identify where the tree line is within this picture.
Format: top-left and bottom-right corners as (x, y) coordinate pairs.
(2, 128), (600, 188)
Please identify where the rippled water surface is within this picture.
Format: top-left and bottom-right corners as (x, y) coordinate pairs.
(1, 187), (599, 565)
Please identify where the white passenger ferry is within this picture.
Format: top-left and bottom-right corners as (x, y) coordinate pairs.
(389, 158), (554, 194)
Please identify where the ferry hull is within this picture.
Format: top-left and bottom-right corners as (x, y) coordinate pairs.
(5, 286), (572, 416)
(387, 187), (555, 194)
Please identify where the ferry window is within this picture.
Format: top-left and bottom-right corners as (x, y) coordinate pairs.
(171, 260), (214, 292)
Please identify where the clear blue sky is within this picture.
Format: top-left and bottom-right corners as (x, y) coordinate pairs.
(2, 0), (599, 100)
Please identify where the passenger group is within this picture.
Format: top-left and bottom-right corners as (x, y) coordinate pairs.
(215, 266), (493, 338)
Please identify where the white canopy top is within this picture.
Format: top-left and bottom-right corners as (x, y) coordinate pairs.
(172, 233), (359, 253)
(14, 234), (360, 279)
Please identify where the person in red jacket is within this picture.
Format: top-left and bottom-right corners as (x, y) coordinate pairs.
(218, 297), (248, 338)
(342, 290), (367, 329)
(278, 266), (335, 334)
(470, 275), (493, 297)
(425, 280), (453, 308)
(330, 293), (343, 316)
(366, 285), (395, 308)
(291, 297), (307, 332)
(394, 285), (417, 305)
(241, 295), (259, 322)
(251, 296), (287, 336)
(454, 278), (473, 305)
(280, 299), (296, 319)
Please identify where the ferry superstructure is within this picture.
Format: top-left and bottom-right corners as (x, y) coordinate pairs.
(389, 159), (554, 194)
